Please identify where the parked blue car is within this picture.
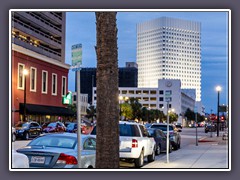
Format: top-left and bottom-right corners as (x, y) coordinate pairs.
(66, 122), (77, 133)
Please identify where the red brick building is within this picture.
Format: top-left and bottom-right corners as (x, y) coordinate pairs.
(11, 12), (73, 125)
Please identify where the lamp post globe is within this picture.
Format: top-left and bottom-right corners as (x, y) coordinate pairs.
(23, 69), (28, 122)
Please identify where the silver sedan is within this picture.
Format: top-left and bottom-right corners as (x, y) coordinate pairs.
(16, 133), (96, 168)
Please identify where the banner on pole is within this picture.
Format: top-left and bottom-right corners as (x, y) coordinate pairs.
(71, 43), (82, 71)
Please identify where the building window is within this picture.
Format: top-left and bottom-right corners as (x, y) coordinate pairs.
(165, 90), (172, 95)
(122, 90), (127, 94)
(52, 73), (57, 95)
(17, 63), (25, 90)
(159, 104), (164, 108)
(62, 76), (67, 96)
(150, 90), (156, 94)
(30, 67), (37, 92)
(159, 97), (164, 101)
(129, 90), (134, 94)
(42, 71), (48, 94)
(159, 90), (164, 95)
(150, 97), (156, 101)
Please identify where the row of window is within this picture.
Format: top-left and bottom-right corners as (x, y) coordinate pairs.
(138, 37), (200, 44)
(138, 31), (200, 39)
(17, 63), (67, 96)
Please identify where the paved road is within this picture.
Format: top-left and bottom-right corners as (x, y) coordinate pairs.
(121, 127), (207, 168)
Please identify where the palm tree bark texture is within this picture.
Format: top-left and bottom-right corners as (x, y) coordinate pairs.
(95, 12), (120, 168)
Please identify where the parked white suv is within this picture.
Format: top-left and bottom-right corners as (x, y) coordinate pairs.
(91, 121), (156, 167)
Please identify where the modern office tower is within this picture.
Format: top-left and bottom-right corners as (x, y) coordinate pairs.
(11, 11), (73, 125)
(78, 62), (138, 104)
(137, 17), (202, 101)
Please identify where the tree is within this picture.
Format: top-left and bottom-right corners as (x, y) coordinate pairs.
(86, 105), (96, 123)
(184, 108), (195, 122)
(129, 98), (142, 120)
(95, 12), (119, 168)
(141, 107), (148, 122)
(120, 102), (133, 120)
(169, 112), (178, 124)
(67, 104), (77, 117)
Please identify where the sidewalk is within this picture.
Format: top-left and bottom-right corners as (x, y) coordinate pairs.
(143, 132), (229, 169)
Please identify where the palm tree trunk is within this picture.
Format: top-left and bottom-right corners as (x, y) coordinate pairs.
(95, 12), (119, 168)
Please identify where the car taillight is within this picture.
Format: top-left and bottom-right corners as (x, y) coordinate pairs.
(56, 153), (78, 165)
(132, 139), (138, 148)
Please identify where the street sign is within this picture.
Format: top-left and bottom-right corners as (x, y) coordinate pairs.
(62, 91), (72, 105)
(219, 105), (227, 112)
(71, 44), (82, 71)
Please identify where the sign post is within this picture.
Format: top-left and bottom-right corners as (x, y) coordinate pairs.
(71, 44), (82, 168)
(165, 90), (172, 164)
(194, 106), (198, 146)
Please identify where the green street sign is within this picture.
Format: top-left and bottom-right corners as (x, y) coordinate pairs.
(62, 91), (72, 105)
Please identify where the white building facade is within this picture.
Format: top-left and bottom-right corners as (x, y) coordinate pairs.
(92, 79), (195, 123)
(137, 17), (202, 102)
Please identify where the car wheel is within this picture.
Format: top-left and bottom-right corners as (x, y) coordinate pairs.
(24, 132), (29, 140)
(148, 147), (155, 162)
(173, 141), (179, 150)
(12, 133), (16, 142)
(155, 144), (161, 155)
(178, 140), (181, 149)
(134, 150), (144, 168)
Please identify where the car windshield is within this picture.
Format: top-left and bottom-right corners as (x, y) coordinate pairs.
(91, 124), (141, 137)
(67, 123), (75, 129)
(151, 124), (174, 131)
(16, 123), (29, 128)
(28, 135), (77, 149)
(147, 129), (154, 136)
(47, 122), (57, 127)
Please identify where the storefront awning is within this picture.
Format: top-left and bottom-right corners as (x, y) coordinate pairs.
(19, 103), (75, 116)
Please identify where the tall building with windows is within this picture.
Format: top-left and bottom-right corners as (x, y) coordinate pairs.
(137, 17), (201, 101)
(11, 11), (73, 125)
(78, 62), (138, 104)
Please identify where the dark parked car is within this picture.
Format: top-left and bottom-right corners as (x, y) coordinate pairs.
(150, 123), (181, 150)
(175, 123), (183, 129)
(205, 124), (216, 133)
(66, 122), (77, 133)
(41, 122), (50, 130)
(147, 128), (172, 155)
(15, 122), (42, 140)
(43, 122), (66, 133)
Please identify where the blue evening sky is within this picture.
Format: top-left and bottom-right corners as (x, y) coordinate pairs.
(65, 11), (229, 114)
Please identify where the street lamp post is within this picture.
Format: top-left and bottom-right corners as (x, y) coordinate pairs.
(23, 69), (28, 122)
(216, 86), (222, 137)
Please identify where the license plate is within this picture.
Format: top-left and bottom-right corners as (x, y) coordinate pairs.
(31, 156), (45, 164)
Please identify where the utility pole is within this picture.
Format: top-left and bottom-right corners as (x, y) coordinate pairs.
(166, 101), (170, 163)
